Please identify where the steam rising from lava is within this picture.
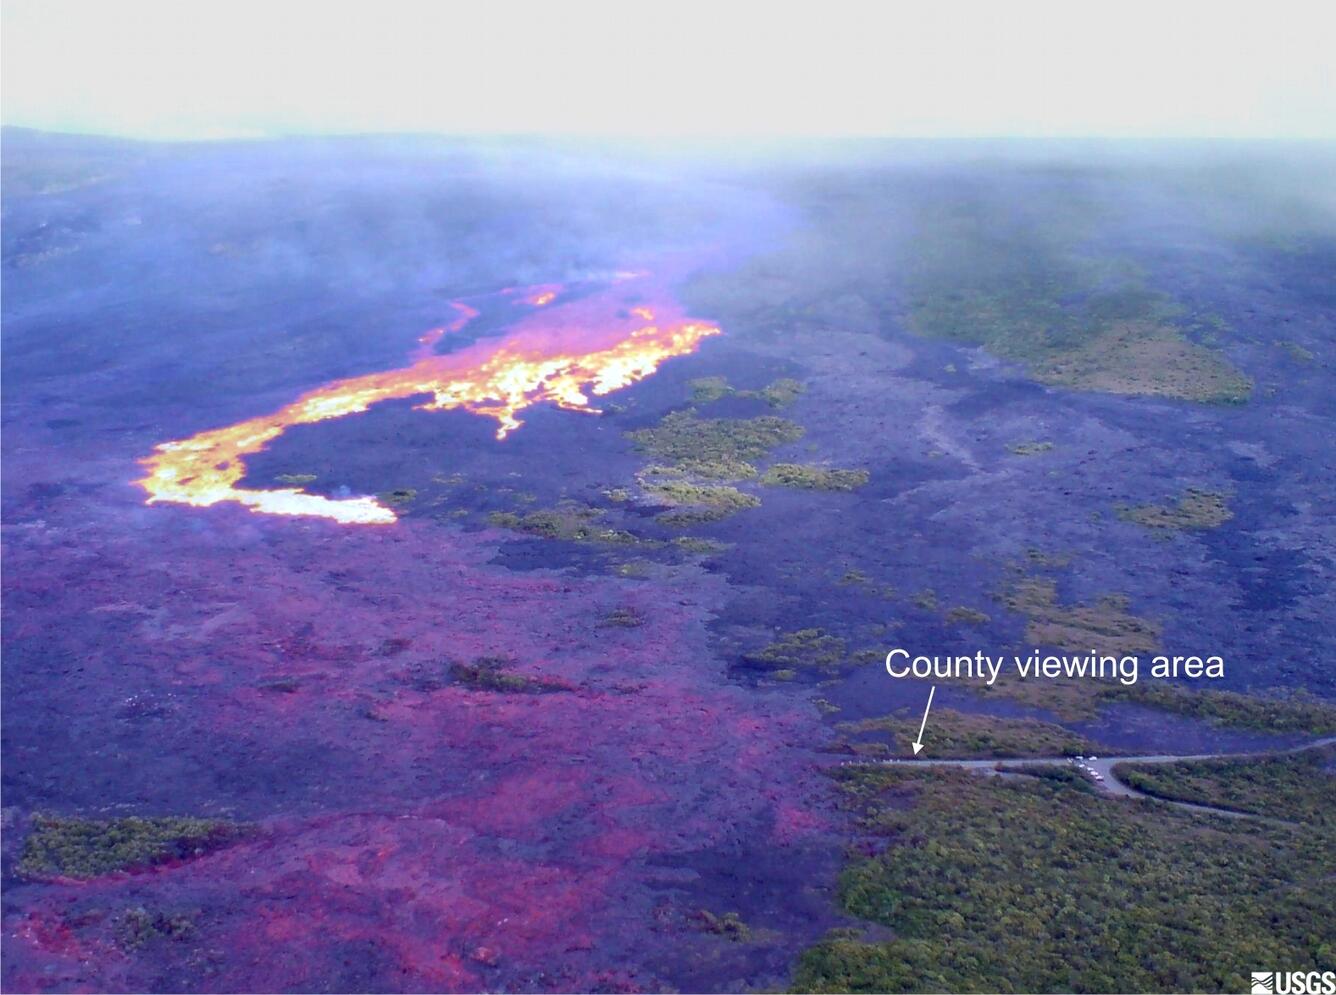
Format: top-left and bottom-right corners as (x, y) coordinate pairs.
(136, 278), (720, 525)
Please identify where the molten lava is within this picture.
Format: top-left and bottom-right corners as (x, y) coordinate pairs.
(136, 279), (721, 525)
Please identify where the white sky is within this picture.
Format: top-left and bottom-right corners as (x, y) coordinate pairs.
(3, 0), (1334, 141)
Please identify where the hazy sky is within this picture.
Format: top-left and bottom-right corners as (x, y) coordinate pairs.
(3, 0), (1333, 140)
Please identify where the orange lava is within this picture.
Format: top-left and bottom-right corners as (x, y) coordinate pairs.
(136, 280), (721, 525)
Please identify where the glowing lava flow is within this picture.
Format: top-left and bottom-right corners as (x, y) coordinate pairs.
(136, 282), (721, 525)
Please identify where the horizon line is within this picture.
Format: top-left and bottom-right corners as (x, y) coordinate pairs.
(6, 124), (1336, 147)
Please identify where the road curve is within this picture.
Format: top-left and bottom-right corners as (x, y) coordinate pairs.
(842, 736), (1336, 822)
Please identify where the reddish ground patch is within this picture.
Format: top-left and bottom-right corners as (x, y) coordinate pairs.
(3, 457), (835, 991)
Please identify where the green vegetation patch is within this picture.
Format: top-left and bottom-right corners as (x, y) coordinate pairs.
(1116, 746), (1336, 824)
(115, 907), (198, 950)
(1117, 488), (1233, 531)
(905, 194), (1252, 405)
(628, 411), (804, 480)
(671, 536), (729, 555)
(944, 606), (990, 626)
(1035, 319), (1253, 404)
(657, 508), (735, 526)
(836, 708), (1105, 759)
(743, 628), (848, 675)
(977, 673), (1119, 720)
(687, 376), (734, 403)
(275, 473), (317, 485)
(792, 765), (1334, 993)
(645, 481), (755, 506)
(695, 909), (753, 942)
(1277, 341), (1315, 364)
(750, 378), (806, 408)
(19, 814), (249, 880)
(488, 505), (640, 544)
(685, 169), (1254, 407)
(1120, 685), (1336, 734)
(981, 674), (1336, 734)
(998, 575), (1160, 656)
(760, 463), (869, 491)
(643, 479), (760, 525)
(993, 763), (1101, 792)
(448, 657), (571, 694)
(1007, 441), (1053, 456)
(686, 376), (806, 408)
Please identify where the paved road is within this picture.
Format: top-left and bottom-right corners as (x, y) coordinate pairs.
(843, 736), (1336, 821)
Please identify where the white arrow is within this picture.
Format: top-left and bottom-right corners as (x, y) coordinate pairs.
(912, 685), (936, 755)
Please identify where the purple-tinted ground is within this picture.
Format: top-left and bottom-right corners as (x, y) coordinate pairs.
(2, 133), (847, 992)
(3, 492), (837, 991)
(4, 132), (1335, 992)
